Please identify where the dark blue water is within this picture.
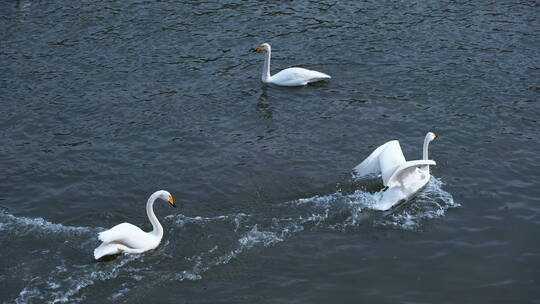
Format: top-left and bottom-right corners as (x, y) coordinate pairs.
(1, 1), (539, 303)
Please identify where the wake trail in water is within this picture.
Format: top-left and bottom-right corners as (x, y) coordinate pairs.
(0, 210), (98, 238)
(152, 176), (457, 288)
(0, 210), (130, 304)
(1, 177), (456, 303)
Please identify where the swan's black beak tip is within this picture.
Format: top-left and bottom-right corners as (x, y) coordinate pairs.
(168, 196), (176, 208)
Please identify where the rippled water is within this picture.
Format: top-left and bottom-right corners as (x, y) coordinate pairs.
(1, 1), (539, 303)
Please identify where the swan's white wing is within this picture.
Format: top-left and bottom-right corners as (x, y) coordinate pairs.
(98, 222), (150, 249)
(353, 140), (406, 185)
(353, 146), (384, 177)
(270, 67), (330, 86)
(386, 160), (436, 188)
(377, 141), (407, 185)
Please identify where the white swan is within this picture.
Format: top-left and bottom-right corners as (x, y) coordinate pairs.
(353, 132), (438, 211)
(255, 43), (331, 86)
(94, 190), (176, 260)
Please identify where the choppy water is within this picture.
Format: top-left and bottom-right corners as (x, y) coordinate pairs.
(1, 0), (539, 303)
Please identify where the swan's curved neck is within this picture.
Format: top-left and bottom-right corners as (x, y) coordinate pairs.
(423, 136), (431, 161)
(262, 48), (271, 83)
(146, 193), (163, 238)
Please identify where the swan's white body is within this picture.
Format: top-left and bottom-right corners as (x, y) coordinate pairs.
(256, 43), (331, 86)
(94, 190), (175, 260)
(353, 132), (438, 211)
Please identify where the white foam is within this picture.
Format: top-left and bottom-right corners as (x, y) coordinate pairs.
(50, 254), (139, 304)
(281, 176), (456, 231)
(166, 224), (286, 283)
(16, 286), (43, 304)
(374, 177), (459, 230)
(172, 271), (203, 281)
(239, 225), (283, 249)
(0, 210), (97, 238)
(165, 213), (249, 229)
(109, 288), (130, 301)
(12, 252), (141, 304)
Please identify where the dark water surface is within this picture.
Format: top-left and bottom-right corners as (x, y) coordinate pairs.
(1, 0), (539, 303)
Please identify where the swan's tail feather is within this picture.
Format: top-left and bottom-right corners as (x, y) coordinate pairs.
(308, 72), (331, 83)
(94, 242), (124, 260)
(320, 73), (331, 79)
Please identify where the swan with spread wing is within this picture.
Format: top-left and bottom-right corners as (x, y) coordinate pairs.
(353, 132), (438, 211)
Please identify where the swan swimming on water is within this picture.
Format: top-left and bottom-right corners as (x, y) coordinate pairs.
(94, 190), (176, 260)
(255, 42), (331, 86)
(353, 132), (438, 211)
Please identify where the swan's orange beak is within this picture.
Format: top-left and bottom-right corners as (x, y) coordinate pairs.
(433, 133), (438, 139)
(255, 45), (265, 52)
(168, 196), (176, 208)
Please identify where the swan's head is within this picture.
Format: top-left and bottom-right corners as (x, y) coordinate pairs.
(426, 132), (438, 142)
(156, 190), (176, 208)
(255, 43), (271, 52)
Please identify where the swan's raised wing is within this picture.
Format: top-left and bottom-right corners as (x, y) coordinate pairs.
(354, 140), (406, 184)
(378, 141), (407, 185)
(386, 160), (436, 188)
(98, 222), (148, 249)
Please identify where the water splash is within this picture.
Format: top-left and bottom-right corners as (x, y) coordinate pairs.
(0, 209), (139, 304)
(49, 255), (139, 304)
(157, 177), (455, 286)
(1, 177), (455, 303)
(374, 177), (459, 231)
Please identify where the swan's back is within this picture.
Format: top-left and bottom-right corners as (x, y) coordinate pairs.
(98, 222), (156, 250)
(270, 67), (331, 86)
